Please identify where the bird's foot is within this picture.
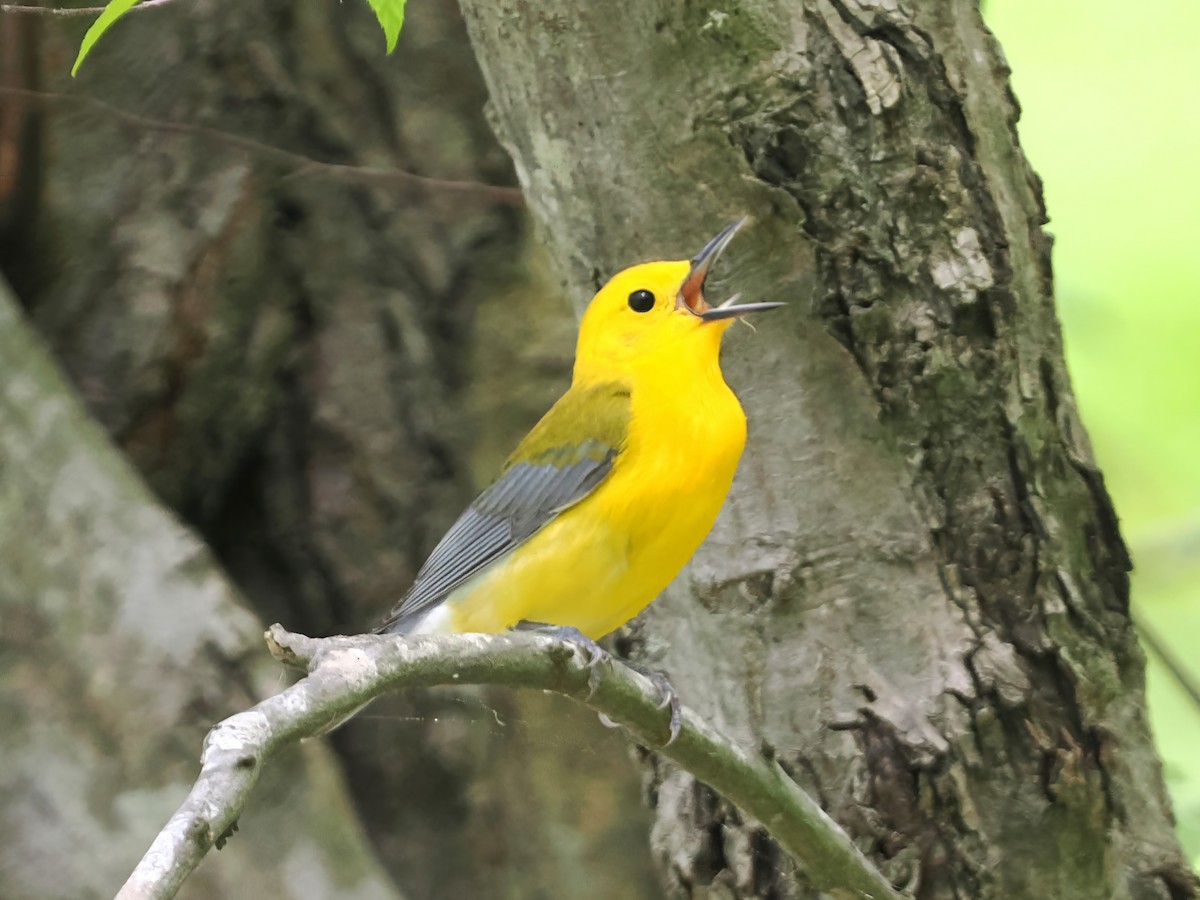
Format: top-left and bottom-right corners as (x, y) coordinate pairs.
(516, 622), (608, 696)
(515, 622), (681, 743)
(640, 668), (682, 745)
(590, 670), (680, 743)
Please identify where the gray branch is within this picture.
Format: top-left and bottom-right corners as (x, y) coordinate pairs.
(117, 627), (906, 900)
(1, 0), (179, 16)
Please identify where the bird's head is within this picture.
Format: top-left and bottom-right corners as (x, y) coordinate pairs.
(573, 219), (782, 381)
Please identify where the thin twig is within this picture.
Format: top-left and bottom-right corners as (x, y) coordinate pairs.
(0, 86), (524, 204)
(1, 0), (178, 17)
(117, 626), (905, 900)
(1135, 612), (1200, 713)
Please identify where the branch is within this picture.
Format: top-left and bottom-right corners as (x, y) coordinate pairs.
(1, 0), (178, 16)
(1136, 613), (1200, 712)
(0, 87), (524, 205)
(117, 627), (906, 900)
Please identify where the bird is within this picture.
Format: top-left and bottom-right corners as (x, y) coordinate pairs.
(375, 219), (782, 735)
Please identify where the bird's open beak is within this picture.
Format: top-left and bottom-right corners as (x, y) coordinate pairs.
(677, 218), (786, 322)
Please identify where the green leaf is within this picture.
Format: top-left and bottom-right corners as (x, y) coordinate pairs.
(365, 0), (407, 54)
(71, 0), (143, 77)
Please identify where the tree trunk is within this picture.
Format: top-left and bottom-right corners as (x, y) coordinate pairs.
(456, 2), (1197, 897)
(0, 275), (398, 900)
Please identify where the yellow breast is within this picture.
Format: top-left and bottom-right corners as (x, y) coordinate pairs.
(443, 357), (747, 638)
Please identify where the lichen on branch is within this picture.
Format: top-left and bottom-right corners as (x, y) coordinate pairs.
(117, 627), (905, 900)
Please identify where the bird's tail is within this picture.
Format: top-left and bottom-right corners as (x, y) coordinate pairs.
(373, 611), (421, 635)
(374, 599), (450, 637)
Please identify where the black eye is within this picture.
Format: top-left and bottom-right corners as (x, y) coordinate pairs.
(627, 289), (656, 313)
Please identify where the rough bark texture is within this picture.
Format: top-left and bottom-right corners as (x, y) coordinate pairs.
(1, 0), (656, 897)
(456, 1), (1198, 898)
(0, 276), (397, 900)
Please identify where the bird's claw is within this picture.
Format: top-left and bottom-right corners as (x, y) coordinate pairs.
(522, 623), (608, 697)
(645, 670), (682, 745)
(517, 622), (680, 741)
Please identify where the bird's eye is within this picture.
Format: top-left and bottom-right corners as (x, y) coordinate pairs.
(627, 289), (656, 313)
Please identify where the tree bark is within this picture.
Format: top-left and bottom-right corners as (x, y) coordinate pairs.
(0, 276), (398, 900)
(456, 1), (1197, 898)
(1, 0), (656, 896)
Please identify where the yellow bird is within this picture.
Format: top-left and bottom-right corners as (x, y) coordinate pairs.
(376, 220), (780, 698)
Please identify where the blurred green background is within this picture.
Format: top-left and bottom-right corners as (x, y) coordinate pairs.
(986, 0), (1200, 863)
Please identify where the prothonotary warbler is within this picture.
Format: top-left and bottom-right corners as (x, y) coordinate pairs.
(375, 220), (781, 730)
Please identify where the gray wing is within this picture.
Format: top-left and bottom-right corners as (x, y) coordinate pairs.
(375, 443), (616, 634)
